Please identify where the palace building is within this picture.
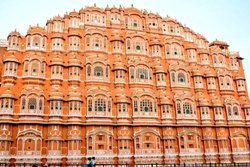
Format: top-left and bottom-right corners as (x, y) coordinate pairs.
(0, 4), (250, 165)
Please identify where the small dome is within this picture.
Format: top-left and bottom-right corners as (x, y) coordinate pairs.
(69, 10), (79, 18)
(50, 55), (64, 66)
(242, 101), (250, 108)
(68, 56), (82, 67)
(159, 96), (172, 105)
(124, 6), (142, 16)
(85, 5), (105, 14)
(53, 15), (63, 22)
(115, 94), (130, 104)
(211, 95), (223, 107)
(49, 89), (64, 100)
(7, 30), (21, 38)
(51, 33), (65, 39)
(46, 19), (53, 25)
(110, 6), (120, 13)
(63, 12), (70, 19)
(149, 38), (162, 46)
(3, 54), (19, 63)
(198, 97), (210, 106)
(204, 69), (216, 77)
(79, 8), (85, 14)
(209, 39), (229, 47)
(0, 89), (16, 99)
(27, 25), (46, 36)
(105, 5), (110, 11)
(164, 17), (177, 24)
(186, 43), (196, 49)
(154, 66), (165, 74)
(110, 34), (124, 42)
(113, 62), (127, 71)
(192, 69), (203, 76)
(68, 29), (81, 37)
(68, 91), (82, 101)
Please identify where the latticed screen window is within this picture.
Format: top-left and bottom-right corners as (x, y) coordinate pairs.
(183, 102), (192, 114)
(214, 107), (222, 115)
(134, 100), (138, 112)
(171, 72), (175, 82)
(130, 68), (134, 79)
(178, 73), (186, 82)
(87, 66), (91, 76)
(177, 103), (181, 114)
(136, 68), (148, 79)
(106, 67), (109, 77)
(39, 99), (43, 110)
(233, 106), (239, 116)
(227, 106), (232, 116)
(162, 105), (170, 113)
(246, 108), (250, 117)
(31, 62), (39, 75)
(28, 98), (36, 110)
(88, 99), (92, 111)
(22, 98), (26, 109)
(95, 99), (106, 112)
(140, 100), (153, 112)
(108, 101), (111, 112)
(94, 66), (103, 76)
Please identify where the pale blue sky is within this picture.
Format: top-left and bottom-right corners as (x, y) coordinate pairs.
(0, 0), (250, 93)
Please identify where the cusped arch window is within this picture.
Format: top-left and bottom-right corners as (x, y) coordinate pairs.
(95, 98), (106, 112)
(94, 66), (103, 76)
(140, 99), (153, 112)
(87, 66), (91, 76)
(28, 98), (36, 111)
(233, 106), (239, 116)
(178, 72), (186, 83)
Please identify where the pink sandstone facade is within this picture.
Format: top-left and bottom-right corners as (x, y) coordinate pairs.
(0, 4), (250, 165)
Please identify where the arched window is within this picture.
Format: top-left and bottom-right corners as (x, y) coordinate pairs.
(171, 72), (175, 82)
(86, 36), (90, 46)
(140, 99), (153, 112)
(94, 37), (100, 48)
(165, 44), (170, 55)
(39, 99), (43, 110)
(178, 73), (186, 82)
(127, 39), (131, 50)
(177, 102), (181, 114)
(130, 67), (134, 79)
(183, 102), (192, 114)
(225, 77), (231, 87)
(95, 99), (106, 112)
(22, 98), (26, 110)
(133, 99), (138, 112)
(28, 98), (36, 111)
(105, 67), (109, 77)
(94, 66), (103, 76)
(87, 66), (91, 76)
(227, 106), (232, 116)
(88, 99), (92, 112)
(136, 68), (148, 79)
(233, 106), (239, 116)
(31, 61), (39, 76)
(32, 35), (40, 47)
(27, 36), (31, 46)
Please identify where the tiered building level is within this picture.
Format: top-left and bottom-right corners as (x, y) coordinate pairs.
(0, 4), (250, 165)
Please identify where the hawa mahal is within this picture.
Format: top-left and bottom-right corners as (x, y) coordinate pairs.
(0, 4), (250, 165)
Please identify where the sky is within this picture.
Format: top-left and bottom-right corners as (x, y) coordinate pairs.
(0, 0), (250, 93)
